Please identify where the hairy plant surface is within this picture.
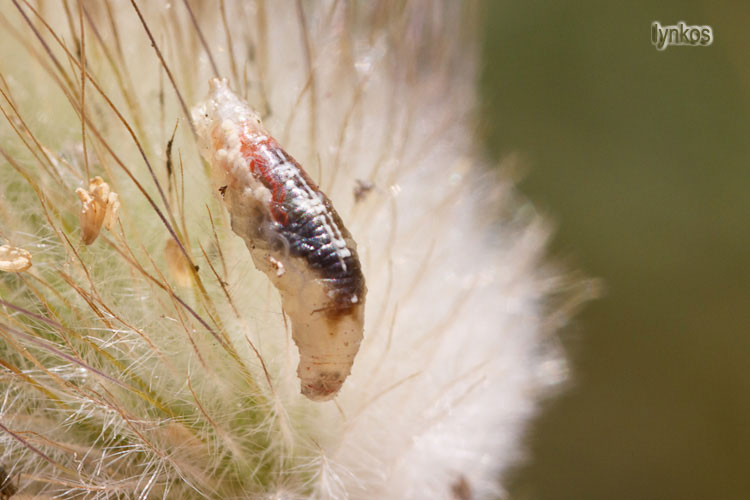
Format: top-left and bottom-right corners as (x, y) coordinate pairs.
(0, 1), (581, 498)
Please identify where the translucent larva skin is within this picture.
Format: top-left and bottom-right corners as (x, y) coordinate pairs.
(192, 79), (366, 401)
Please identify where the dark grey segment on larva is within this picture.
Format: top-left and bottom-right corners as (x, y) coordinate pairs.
(272, 150), (365, 314)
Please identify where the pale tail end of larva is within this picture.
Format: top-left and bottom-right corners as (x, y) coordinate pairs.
(291, 298), (366, 401)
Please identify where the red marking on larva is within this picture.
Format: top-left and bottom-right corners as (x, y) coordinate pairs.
(239, 131), (290, 225)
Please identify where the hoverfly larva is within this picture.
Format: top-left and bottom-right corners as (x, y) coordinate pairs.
(192, 79), (366, 401)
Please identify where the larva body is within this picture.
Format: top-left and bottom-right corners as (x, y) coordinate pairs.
(192, 79), (366, 401)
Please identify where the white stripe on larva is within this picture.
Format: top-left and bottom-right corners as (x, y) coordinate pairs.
(192, 79), (365, 401)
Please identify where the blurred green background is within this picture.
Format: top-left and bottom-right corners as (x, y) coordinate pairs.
(480, 2), (750, 499)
